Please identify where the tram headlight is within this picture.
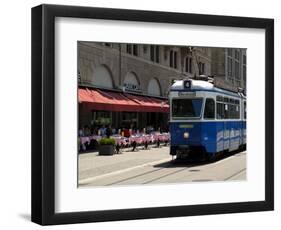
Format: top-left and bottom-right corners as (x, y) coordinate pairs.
(183, 132), (189, 139)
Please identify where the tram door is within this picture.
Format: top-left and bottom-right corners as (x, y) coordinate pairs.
(223, 104), (230, 150)
(216, 100), (228, 152)
(243, 101), (247, 145)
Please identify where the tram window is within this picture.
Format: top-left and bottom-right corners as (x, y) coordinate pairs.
(216, 95), (223, 102)
(236, 104), (240, 119)
(216, 103), (224, 119)
(204, 98), (215, 119)
(233, 106), (236, 118)
(224, 104), (229, 119)
(229, 104), (234, 119)
(228, 104), (240, 119)
(233, 105), (236, 119)
(172, 98), (203, 119)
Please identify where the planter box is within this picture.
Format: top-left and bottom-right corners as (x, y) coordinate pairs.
(99, 145), (115, 155)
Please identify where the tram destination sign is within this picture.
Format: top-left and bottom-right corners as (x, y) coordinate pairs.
(178, 91), (196, 97)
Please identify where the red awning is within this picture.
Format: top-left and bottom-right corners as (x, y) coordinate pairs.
(124, 93), (169, 113)
(78, 88), (169, 113)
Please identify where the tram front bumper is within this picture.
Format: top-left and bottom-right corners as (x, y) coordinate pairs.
(170, 145), (206, 157)
(170, 145), (190, 156)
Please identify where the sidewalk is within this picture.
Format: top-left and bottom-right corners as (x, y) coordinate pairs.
(78, 145), (171, 184)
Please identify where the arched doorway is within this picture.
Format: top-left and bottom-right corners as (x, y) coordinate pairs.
(122, 72), (141, 129)
(92, 65), (114, 89)
(147, 78), (161, 96)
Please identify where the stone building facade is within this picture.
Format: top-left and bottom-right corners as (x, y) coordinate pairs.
(78, 42), (212, 97)
(211, 48), (246, 90)
(78, 42), (212, 130)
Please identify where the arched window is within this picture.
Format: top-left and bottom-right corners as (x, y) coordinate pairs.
(169, 50), (173, 67)
(150, 45), (160, 63)
(92, 65), (113, 88)
(198, 62), (205, 75)
(185, 56), (192, 73)
(169, 50), (178, 69)
(147, 78), (161, 96)
(126, 44), (138, 56)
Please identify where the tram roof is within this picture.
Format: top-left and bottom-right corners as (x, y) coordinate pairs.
(170, 79), (244, 98)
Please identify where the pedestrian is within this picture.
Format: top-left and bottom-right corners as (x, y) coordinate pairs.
(78, 127), (84, 137)
(84, 125), (91, 136)
(99, 125), (106, 136)
(132, 141), (137, 151)
(106, 125), (112, 138)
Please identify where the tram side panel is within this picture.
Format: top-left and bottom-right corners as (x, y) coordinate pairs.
(216, 121), (225, 152)
(240, 99), (246, 148)
(201, 121), (242, 155)
(169, 120), (245, 156)
(201, 121), (217, 156)
(229, 121), (242, 151)
(224, 122), (230, 151)
(220, 120), (242, 152)
(242, 120), (247, 147)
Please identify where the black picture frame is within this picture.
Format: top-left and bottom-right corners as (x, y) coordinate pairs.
(31, 4), (274, 225)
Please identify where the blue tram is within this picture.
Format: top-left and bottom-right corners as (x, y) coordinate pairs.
(169, 78), (246, 160)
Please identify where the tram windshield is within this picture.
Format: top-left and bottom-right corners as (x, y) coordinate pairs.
(172, 98), (203, 119)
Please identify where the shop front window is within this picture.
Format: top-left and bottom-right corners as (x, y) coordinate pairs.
(121, 112), (138, 129)
(92, 111), (112, 126)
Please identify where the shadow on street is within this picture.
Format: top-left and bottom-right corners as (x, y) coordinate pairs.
(153, 149), (245, 168)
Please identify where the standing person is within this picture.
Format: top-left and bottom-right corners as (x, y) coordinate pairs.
(106, 125), (112, 138)
(84, 125), (91, 136)
(99, 125), (106, 136)
(78, 127), (84, 137)
(111, 127), (116, 135)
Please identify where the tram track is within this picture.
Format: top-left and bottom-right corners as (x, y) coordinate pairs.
(224, 168), (246, 181)
(79, 151), (246, 186)
(105, 167), (167, 186)
(105, 153), (246, 185)
(106, 162), (203, 185)
(142, 167), (190, 184)
(106, 166), (191, 186)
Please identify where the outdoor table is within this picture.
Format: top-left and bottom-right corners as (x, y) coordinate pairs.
(129, 135), (144, 145)
(80, 135), (102, 145)
(79, 135), (102, 151)
(79, 132), (170, 152)
(80, 136), (90, 145)
(90, 135), (102, 142)
(112, 135), (129, 146)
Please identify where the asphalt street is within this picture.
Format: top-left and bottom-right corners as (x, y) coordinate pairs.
(78, 146), (246, 187)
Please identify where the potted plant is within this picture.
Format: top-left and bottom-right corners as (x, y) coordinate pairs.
(98, 137), (116, 155)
